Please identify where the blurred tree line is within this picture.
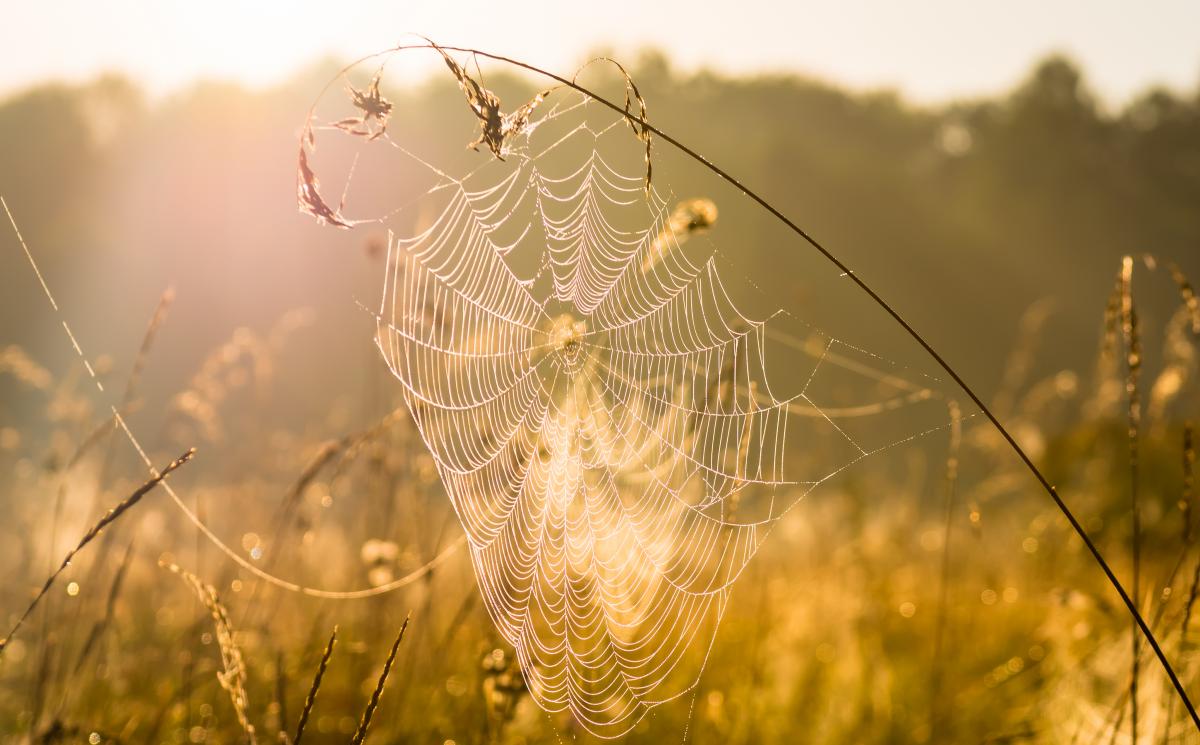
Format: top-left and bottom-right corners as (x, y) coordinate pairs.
(0, 53), (1197, 416)
(1, 51), (1199, 745)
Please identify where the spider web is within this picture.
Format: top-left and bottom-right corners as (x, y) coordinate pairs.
(304, 51), (957, 739)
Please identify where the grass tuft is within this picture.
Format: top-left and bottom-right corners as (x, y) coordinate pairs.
(350, 615), (410, 745)
(293, 625), (338, 745)
(0, 448), (195, 658)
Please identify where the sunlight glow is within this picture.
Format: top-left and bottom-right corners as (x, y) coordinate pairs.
(1, 1), (1198, 105)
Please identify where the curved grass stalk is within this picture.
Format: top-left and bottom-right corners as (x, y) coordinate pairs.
(354, 40), (1200, 730)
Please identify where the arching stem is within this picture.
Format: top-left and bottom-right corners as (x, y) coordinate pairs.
(394, 42), (1200, 730)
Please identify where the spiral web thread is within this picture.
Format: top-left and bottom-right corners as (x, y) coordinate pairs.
(348, 81), (953, 737)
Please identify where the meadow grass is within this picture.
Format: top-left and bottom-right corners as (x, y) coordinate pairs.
(1, 51), (1199, 743)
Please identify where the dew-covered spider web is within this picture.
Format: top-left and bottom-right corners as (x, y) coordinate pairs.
(299, 44), (961, 739)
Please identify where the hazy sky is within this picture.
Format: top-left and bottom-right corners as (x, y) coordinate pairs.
(3, 1), (1198, 106)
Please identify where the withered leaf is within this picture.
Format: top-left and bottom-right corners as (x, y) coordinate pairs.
(335, 71), (393, 140)
(297, 124), (353, 229)
(430, 42), (552, 160)
(612, 62), (652, 193)
(433, 45), (504, 156)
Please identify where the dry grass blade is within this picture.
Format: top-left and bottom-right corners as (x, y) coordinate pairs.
(296, 125), (353, 229)
(275, 649), (289, 743)
(427, 39), (552, 160)
(1167, 424), (1200, 744)
(262, 438), (345, 557)
(1102, 280), (1122, 368)
(1168, 262), (1200, 334)
(293, 626), (337, 745)
(576, 57), (652, 192)
(1124, 257), (1198, 420)
(1119, 255), (1143, 741)
(59, 287), (173, 473)
(72, 539), (136, 674)
(430, 42), (502, 156)
(63, 415), (125, 472)
(161, 561), (257, 744)
(349, 615), (410, 745)
(1183, 425), (1200, 639)
(122, 286), (175, 411)
(1150, 305), (1198, 421)
(0, 448), (195, 657)
(365, 41), (1200, 730)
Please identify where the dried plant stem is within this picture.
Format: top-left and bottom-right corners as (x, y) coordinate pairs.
(275, 649), (289, 741)
(1166, 263), (1200, 334)
(1160, 424), (1198, 743)
(350, 615), (410, 745)
(1185, 562), (1200, 644)
(72, 539), (136, 674)
(5, 197), (463, 600)
(62, 287), (172, 477)
(0, 448), (195, 657)
(1181, 425), (1199, 643)
(162, 562), (257, 745)
(461, 50), (1199, 727)
(293, 626), (337, 745)
(301, 41), (1200, 728)
(1119, 256), (1143, 741)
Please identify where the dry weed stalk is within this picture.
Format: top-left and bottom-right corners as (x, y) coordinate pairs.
(593, 57), (652, 192)
(0, 448), (195, 657)
(1183, 426), (1200, 644)
(1138, 257), (1199, 420)
(288, 41), (1200, 728)
(121, 286), (175, 412)
(161, 561), (257, 744)
(429, 39), (552, 160)
(1119, 255), (1143, 740)
(298, 41), (655, 235)
(296, 125), (353, 229)
(293, 625), (337, 745)
(72, 539), (136, 674)
(1166, 262), (1200, 334)
(350, 615), (410, 745)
